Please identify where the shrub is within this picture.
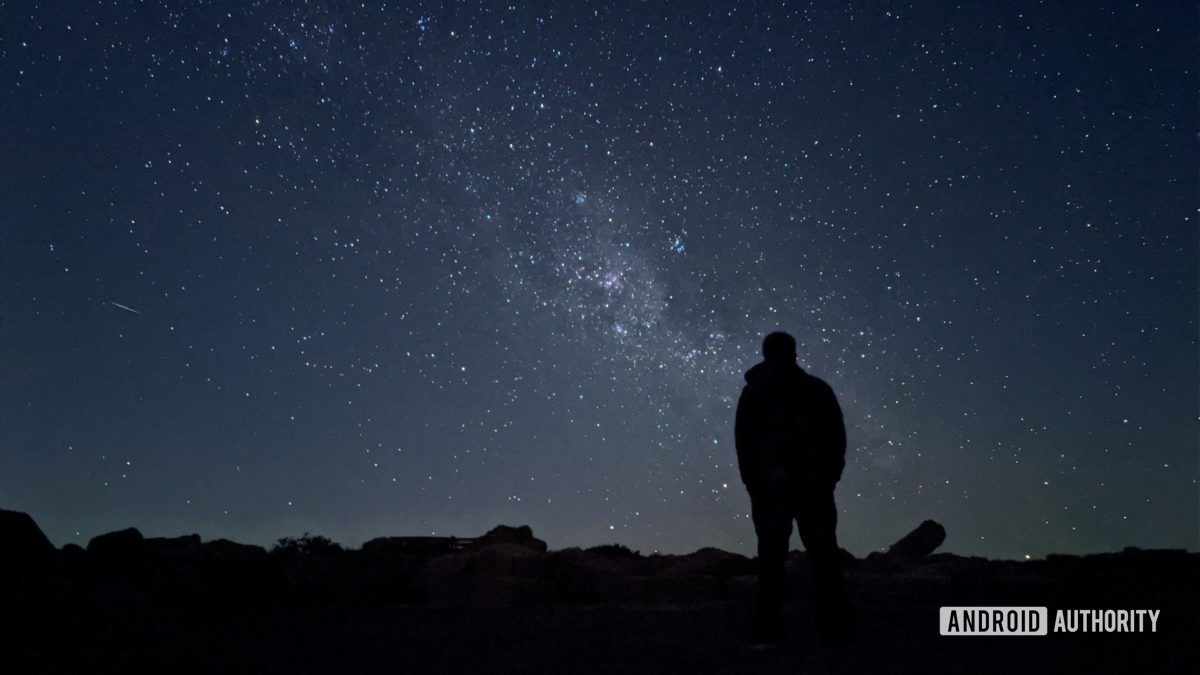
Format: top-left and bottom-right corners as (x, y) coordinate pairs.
(271, 533), (343, 557)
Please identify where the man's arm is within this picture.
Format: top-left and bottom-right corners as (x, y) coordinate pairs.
(822, 381), (847, 486)
(734, 387), (758, 488)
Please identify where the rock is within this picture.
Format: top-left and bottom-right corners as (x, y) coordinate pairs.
(87, 527), (145, 556)
(544, 546), (586, 575)
(202, 539), (266, 562)
(0, 509), (55, 569)
(472, 525), (547, 553)
(146, 534), (201, 552)
(145, 534), (202, 564)
(173, 539), (270, 602)
(585, 543), (639, 558)
(465, 543), (547, 577)
(363, 536), (469, 557)
(413, 552), (472, 597)
(355, 550), (424, 604)
(547, 548), (643, 602)
(409, 539), (557, 607)
(83, 528), (152, 588)
(60, 543), (86, 558)
(885, 520), (946, 562)
(663, 547), (753, 578)
(132, 534), (206, 588)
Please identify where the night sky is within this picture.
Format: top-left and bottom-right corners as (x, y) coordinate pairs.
(2, 1), (1196, 560)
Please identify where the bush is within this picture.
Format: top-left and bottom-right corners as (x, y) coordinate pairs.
(271, 533), (343, 557)
(585, 543), (640, 558)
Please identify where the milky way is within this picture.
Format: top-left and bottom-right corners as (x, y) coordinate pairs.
(2, 1), (1196, 558)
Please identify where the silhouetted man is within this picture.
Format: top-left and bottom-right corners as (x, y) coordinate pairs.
(735, 331), (848, 646)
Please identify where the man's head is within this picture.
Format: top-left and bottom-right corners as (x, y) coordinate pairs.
(762, 331), (797, 362)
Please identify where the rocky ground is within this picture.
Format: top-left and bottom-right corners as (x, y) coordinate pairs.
(2, 509), (1196, 674)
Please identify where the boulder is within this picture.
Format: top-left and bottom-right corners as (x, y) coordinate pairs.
(472, 525), (547, 553)
(584, 543), (639, 558)
(145, 535), (202, 567)
(412, 540), (559, 607)
(83, 528), (153, 588)
(547, 548), (644, 602)
(465, 542), (547, 577)
(885, 520), (946, 562)
(202, 539), (266, 562)
(87, 527), (145, 556)
(54, 543), (88, 581)
(60, 543), (86, 558)
(0, 509), (55, 569)
(662, 547), (753, 578)
(174, 540), (270, 601)
(354, 551), (424, 604)
(362, 536), (468, 556)
(413, 552), (472, 596)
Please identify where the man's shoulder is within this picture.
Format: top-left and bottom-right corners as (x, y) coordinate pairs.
(741, 363), (836, 398)
(802, 373), (838, 399)
(805, 373), (833, 390)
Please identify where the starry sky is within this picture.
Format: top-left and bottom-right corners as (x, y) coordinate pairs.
(2, 1), (1196, 559)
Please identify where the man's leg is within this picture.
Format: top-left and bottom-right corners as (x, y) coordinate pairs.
(750, 489), (791, 644)
(795, 489), (850, 635)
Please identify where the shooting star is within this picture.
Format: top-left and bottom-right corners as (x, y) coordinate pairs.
(108, 301), (143, 315)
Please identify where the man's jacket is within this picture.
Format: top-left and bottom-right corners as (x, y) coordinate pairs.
(734, 360), (846, 493)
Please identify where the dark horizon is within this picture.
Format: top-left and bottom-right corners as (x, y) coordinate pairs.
(27, 508), (1200, 563)
(2, 1), (1197, 561)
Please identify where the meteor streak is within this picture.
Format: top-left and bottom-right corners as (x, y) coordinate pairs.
(108, 301), (142, 315)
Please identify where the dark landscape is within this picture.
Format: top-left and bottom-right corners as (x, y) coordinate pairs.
(3, 509), (1195, 674)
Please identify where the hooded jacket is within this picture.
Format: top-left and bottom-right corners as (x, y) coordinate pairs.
(734, 359), (846, 492)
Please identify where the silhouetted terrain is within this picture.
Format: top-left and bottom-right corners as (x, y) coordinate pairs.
(2, 509), (1195, 674)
